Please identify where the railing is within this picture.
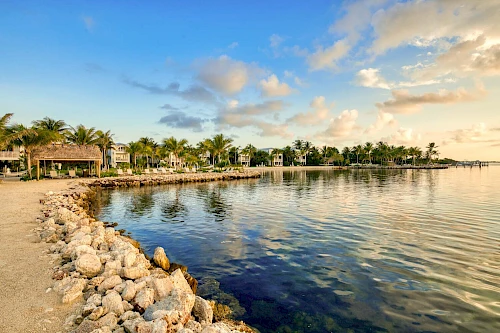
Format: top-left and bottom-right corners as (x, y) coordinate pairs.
(0, 151), (20, 160)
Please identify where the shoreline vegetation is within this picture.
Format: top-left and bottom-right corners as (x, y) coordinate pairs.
(1, 114), (457, 181)
(33, 172), (260, 333)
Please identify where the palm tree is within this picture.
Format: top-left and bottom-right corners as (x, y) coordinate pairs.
(241, 144), (257, 166)
(282, 146), (294, 166)
(408, 146), (422, 166)
(163, 136), (188, 169)
(353, 145), (363, 164)
(426, 142), (439, 164)
(342, 147), (351, 165)
(9, 124), (56, 178)
(228, 146), (239, 165)
(95, 130), (114, 170)
(1, 113), (37, 149)
(139, 137), (156, 168)
(126, 141), (144, 169)
(65, 125), (98, 145)
(364, 142), (374, 164)
(211, 134), (233, 165)
(32, 117), (67, 142)
(269, 148), (282, 166)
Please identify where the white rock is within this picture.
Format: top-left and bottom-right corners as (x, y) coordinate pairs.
(54, 277), (87, 304)
(122, 267), (150, 280)
(75, 253), (102, 278)
(152, 277), (174, 301)
(201, 323), (231, 333)
(153, 247), (170, 271)
(104, 228), (116, 245)
(98, 275), (122, 292)
(87, 293), (102, 307)
(73, 244), (96, 260)
(122, 251), (136, 268)
(170, 269), (193, 294)
(193, 296), (213, 324)
(142, 288), (195, 324)
(121, 280), (137, 301)
(133, 287), (155, 310)
(102, 291), (124, 316)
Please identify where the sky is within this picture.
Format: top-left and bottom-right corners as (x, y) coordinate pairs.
(1, 0), (500, 160)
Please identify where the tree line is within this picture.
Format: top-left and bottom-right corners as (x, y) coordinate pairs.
(1, 114), (446, 176)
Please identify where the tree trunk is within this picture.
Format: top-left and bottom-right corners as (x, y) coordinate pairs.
(27, 150), (32, 178)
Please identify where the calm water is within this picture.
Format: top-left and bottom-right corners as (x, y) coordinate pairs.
(96, 167), (500, 332)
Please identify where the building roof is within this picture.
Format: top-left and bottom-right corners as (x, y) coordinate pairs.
(32, 144), (101, 161)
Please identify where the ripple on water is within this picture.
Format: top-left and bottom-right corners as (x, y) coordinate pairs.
(96, 167), (500, 333)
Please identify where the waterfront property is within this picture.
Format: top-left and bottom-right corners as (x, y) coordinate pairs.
(260, 148), (284, 166)
(107, 143), (130, 168)
(238, 151), (251, 167)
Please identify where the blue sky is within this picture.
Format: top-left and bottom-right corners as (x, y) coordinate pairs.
(1, 0), (499, 159)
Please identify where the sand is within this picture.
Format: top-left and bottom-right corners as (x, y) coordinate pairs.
(0, 179), (80, 332)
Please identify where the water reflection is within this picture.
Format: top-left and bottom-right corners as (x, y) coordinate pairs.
(96, 168), (500, 333)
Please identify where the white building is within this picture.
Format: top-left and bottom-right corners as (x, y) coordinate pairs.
(107, 143), (130, 168)
(238, 151), (251, 166)
(199, 151), (211, 165)
(0, 146), (21, 162)
(260, 148), (283, 166)
(295, 151), (307, 165)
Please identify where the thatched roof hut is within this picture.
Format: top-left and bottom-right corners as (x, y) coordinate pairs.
(32, 144), (102, 179)
(32, 144), (101, 162)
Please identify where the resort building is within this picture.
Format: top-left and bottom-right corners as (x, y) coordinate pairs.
(199, 151), (211, 165)
(167, 152), (184, 168)
(238, 151), (251, 167)
(260, 148), (283, 166)
(107, 143), (130, 168)
(0, 146), (21, 162)
(295, 151), (307, 165)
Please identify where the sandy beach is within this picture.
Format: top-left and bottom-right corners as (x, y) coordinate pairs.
(0, 179), (79, 332)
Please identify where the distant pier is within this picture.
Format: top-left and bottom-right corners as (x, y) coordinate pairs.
(455, 160), (489, 168)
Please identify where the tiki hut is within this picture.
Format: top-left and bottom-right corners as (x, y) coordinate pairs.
(32, 144), (102, 180)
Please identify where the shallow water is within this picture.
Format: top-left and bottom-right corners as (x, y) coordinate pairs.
(96, 167), (500, 332)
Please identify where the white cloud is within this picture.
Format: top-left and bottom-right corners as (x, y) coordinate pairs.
(196, 55), (264, 95)
(270, 34), (285, 48)
(445, 122), (500, 145)
(228, 42), (239, 49)
(307, 39), (350, 71)
(376, 85), (487, 114)
(317, 109), (359, 139)
(288, 96), (333, 126)
(259, 74), (295, 97)
(355, 68), (390, 89)
(364, 110), (396, 134)
(382, 127), (421, 145)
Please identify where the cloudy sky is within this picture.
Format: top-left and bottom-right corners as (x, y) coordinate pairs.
(1, 0), (500, 160)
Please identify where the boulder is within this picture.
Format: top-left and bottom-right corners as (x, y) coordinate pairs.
(122, 267), (150, 280)
(76, 253), (102, 278)
(122, 317), (146, 333)
(88, 307), (105, 321)
(142, 288), (195, 324)
(123, 251), (137, 268)
(97, 313), (118, 330)
(121, 280), (137, 301)
(73, 319), (100, 333)
(102, 291), (124, 316)
(169, 269), (192, 295)
(153, 247), (170, 271)
(193, 296), (213, 324)
(73, 245), (97, 260)
(55, 277), (87, 304)
(133, 287), (155, 311)
(98, 275), (123, 292)
(151, 277), (173, 301)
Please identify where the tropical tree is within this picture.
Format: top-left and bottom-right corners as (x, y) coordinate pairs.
(408, 146), (422, 166)
(32, 117), (67, 142)
(210, 134), (233, 165)
(269, 148), (282, 166)
(65, 125), (98, 145)
(1, 113), (35, 149)
(163, 136), (188, 169)
(353, 144), (363, 164)
(8, 124), (56, 178)
(95, 130), (114, 170)
(342, 147), (351, 165)
(426, 142), (439, 164)
(228, 146), (239, 165)
(364, 142), (374, 164)
(126, 141), (144, 169)
(241, 144), (257, 165)
(282, 146), (295, 166)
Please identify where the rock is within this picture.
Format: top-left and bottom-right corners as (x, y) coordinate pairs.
(102, 291), (124, 316)
(142, 288), (195, 324)
(151, 277), (173, 301)
(151, 319), (168, 333)
(73, 245), (97, 260)
(90, 327), (113, 333)
(87, 293), (102, 307)
(201, 323), (231, 333)
(76, 253), (102, 278)
(133, 287), (155, 311)
(120, 311), (140, 322)
(97, 313), (118, 329)
(169, 269), (193, 295)
(88, 307), (105, 321)
(123, 251), (137, 268)
(98, 275), (122, 292)
(121, 280), (137, 301)
(121, 236), (141, 249)
(122, 317), (146, 333)
(184, 320), (202, 332)
(193, 296), (213, 324)
(122, 267), (150, 280)
(74, 319), (100, 333)
(177, 329), (194, 333)
(114, 282), (126, 294)
(123, 300), (134, 312)
(104, 260), (122, 276)
(55, 277), (87, 304)
(209, 301), (232, 322)
(104, 227), (116, 244)
(82, 303), (97, 317)
(153, 247), (170, 271)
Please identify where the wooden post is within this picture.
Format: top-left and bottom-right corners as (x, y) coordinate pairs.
(97, 160), (101, 178)
(37, 160), (40, 180)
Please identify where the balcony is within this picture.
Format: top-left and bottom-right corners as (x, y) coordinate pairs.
(0, 151), (20, 160)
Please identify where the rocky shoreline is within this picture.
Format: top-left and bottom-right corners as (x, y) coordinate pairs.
(36, 172), (261, 333)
